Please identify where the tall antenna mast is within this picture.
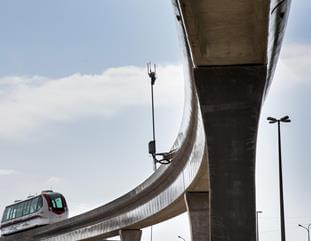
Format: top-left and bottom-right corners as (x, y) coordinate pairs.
(146, 62), (173, 171)
(147, 62), (157, 171)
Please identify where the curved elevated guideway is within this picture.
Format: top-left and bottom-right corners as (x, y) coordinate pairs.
(1, 0), (291, 240)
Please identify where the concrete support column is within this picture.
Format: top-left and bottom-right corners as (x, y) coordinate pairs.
(119, 229), (142, 241)
(185, 192), (210, 241)
(193, 65), (267, 241)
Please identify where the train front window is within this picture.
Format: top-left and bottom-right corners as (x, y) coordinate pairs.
(53, 197), (63, 208)
(48, 193), (65, 211)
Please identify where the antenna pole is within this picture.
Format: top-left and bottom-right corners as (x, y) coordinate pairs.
(147, 63), (157, 171)
(151, 79), (156, 142)
(147, 63), (172, 169)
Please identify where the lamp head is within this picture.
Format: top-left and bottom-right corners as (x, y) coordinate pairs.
(280, 115), (291, 123)
(267, 117), (277, 124)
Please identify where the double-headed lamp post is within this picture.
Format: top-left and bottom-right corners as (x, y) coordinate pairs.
(298, 224), (311, 241)
(267, 115), (291, 241)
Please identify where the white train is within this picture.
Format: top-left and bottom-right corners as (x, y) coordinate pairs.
(0, 190), (68, 236)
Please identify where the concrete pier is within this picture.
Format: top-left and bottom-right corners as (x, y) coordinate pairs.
(194, 65), (266, 241)
(119, 230), (142, 241)
(185, 192), (210, 241)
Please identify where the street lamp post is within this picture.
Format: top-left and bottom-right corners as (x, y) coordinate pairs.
(267, 115), (291, 241)
(298, 224), (311, 241)
(256, 211), (263, 241)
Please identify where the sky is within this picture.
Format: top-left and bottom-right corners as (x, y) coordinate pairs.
(0, 1), (310, 241)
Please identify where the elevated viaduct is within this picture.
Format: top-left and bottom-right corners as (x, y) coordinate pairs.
(1, 0), (291, 240)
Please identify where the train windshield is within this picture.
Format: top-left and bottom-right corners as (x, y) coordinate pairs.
(47, 193), (66, 213)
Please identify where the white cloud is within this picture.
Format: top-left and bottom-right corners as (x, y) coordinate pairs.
(46, 176), (61, 186)
(0, 45), (306, 141)
(0, 65), (183, 140)
(271, 43), (311, 91)
(0, 169), (18, 176)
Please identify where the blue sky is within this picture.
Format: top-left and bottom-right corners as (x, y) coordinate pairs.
(0, 1), (311, 241)
(0, 0), (180, 77)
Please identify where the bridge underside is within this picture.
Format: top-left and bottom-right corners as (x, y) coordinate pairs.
(177, 0), (269, 66)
